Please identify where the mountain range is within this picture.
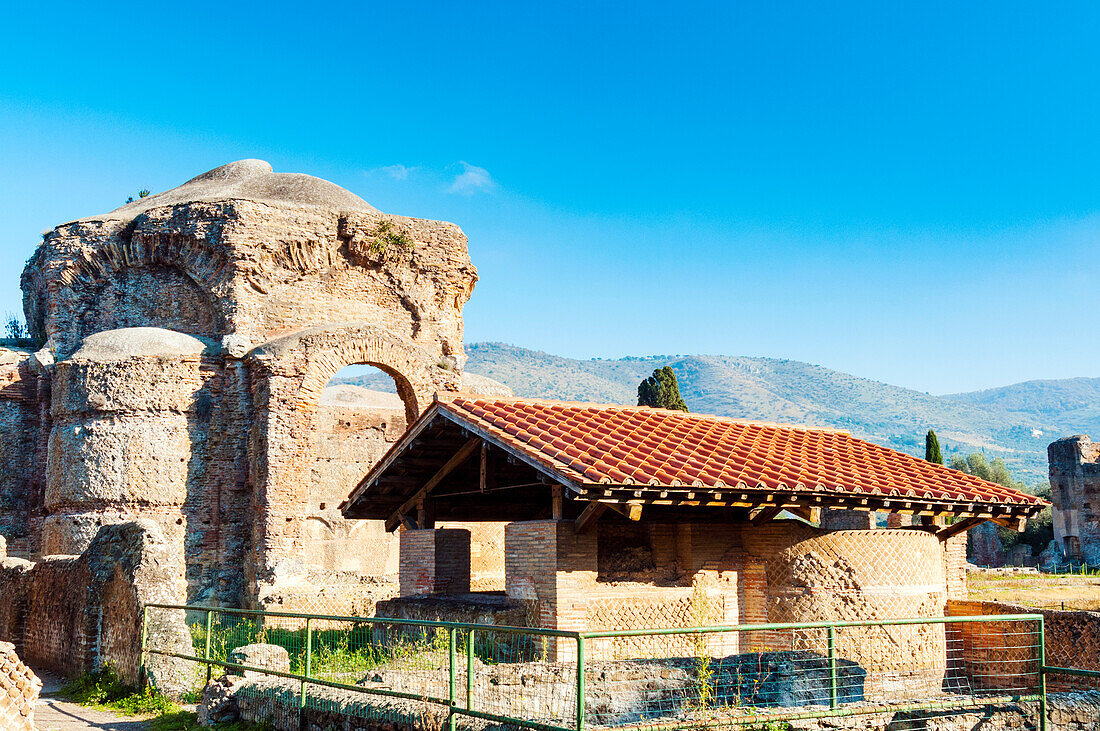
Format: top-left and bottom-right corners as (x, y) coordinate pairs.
(337, 342), (1100, 483)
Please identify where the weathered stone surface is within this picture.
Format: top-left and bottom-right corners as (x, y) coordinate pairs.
(198, 675), (244, 726)
(969, 520), (1005, 567)
(228, 643), (291, 679)
(4, 159), (480, 612)
(1049, 435), (1100, 564)
(0, 520), (191, 691)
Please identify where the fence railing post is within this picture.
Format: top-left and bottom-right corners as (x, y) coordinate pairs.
(827, 625), (838, 710)
(576, 635), (585, 731)
(448, 626), (457, 731)
(301, 617), (313, 711)
(139, 605), (149, 689)
(1039, 616), (1047, 731)
(466, 628), (474, 712)
(204, 609), (213, 685)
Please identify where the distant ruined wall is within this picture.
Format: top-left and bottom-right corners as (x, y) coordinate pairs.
(1048, 435), (1100, 563)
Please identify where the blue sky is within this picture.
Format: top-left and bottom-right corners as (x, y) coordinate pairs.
(1, 2), (1098, 394)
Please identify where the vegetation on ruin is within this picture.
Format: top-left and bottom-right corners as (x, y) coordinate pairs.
(370, 219), (415, 255)
(61, 664), (178, 715)
(3, 312), (28, 340)
(638, 366), (689, 412)
(950, 452), (1054, 555)
(147, 711), (271, 731)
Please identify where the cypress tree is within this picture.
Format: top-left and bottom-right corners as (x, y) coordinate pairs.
(638, 366), (689, 412)
(925, 429), (943, 464)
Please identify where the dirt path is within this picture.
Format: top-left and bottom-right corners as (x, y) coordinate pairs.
(33, 670), (147, 731)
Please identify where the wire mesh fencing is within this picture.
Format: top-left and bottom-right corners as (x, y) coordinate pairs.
(143, 606), (1050, 731)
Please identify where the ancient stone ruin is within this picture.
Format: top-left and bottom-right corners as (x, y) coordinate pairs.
(0, 159), (508, 612)
(1048, 435), (1100, 564)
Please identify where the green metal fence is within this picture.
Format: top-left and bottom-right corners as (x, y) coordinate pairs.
(142, 605), (1085, 731)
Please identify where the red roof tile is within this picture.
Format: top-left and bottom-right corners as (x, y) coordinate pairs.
(439, 397), (1044, 508)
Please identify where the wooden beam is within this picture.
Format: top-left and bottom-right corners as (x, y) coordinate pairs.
(552, 485), (563, 520)
(990, 516), (1028, 533)
(751, 506), (784, 524)
(605, 502), (643, 521)
(385, 437), (480, 531)
(936, 517), (987, 541)
(787, 506), (821, 523)
(479, 442), (488, 493)
(574, 501), (607, 533)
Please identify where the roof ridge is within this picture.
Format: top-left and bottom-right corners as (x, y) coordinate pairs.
(443, 394), (851, 434)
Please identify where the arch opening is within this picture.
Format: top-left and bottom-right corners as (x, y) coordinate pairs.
(305, 363), (411, 578)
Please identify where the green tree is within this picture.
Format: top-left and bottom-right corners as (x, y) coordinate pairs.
(638, 366), (688, 412)
(3, 313), (27, 340)
(924, 429), (943, 464)
(951, 453), (1052, 556)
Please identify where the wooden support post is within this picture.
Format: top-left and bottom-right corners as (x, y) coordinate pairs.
(552, 485), (563, 520)
(479, 442), (488, 493)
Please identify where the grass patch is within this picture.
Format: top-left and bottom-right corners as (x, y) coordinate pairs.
(147, 710), (270, 731)
(61, 664), (177, 715)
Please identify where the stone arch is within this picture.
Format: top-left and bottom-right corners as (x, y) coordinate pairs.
(244, 322), (459, 602)
(29, 230), (233, 352)
(54, 229), (231, 300)
(265, 321), (457, 424)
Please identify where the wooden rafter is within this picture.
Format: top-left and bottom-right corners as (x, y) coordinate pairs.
(750, 505), (785, 524)
(936, 516), (987, 541)
(385, 437), (480, 532)
(574, 501), (607, 533)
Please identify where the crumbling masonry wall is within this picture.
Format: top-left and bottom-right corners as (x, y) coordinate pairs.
(1048, 435), (1100, 563)
(0, 520), (192, 690)
(7, 159), (483, 611)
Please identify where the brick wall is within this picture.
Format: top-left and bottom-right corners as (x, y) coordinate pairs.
(948, 599), (1099, 693)
(0, 521), (192, 691)
(0, 642), (39, 731)
(399, 529), (472, 597)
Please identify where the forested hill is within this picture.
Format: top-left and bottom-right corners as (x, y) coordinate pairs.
(338, 342), (1100, 482)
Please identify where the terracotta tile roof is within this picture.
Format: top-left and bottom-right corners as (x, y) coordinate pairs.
(438, 397), (1044, 508)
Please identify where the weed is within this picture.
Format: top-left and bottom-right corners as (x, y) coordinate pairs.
(61, 664), (179, 716)
(147, 709), (270, 731)
(369, 220), (414, 255)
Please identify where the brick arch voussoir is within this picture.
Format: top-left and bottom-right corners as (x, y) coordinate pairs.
(296, 326), (450, 425)
(54, 231), (230, 303)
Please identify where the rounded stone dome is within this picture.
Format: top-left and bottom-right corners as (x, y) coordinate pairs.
(79, 159), (378, 223)
(69, 327), (217, 362)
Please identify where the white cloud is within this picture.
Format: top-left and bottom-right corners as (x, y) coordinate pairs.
(447, 161), (496, 194)
(371, 164), (416, 180)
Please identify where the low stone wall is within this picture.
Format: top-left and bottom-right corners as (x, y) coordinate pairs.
(0, 520), (192, 690)
(947, 600), (1100, 693)
(202, 673), (1100, 731)
(0, 642), (40, 731)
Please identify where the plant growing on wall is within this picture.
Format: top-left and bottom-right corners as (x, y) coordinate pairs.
(3, 313), (27, 340)
(369, 220), (415, 256)
(688, 583), (716, 711)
